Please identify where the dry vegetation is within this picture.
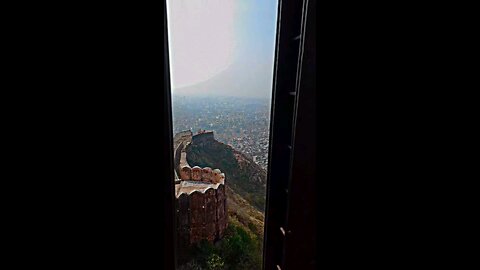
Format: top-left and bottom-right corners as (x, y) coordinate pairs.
(226, 186), (264, 239)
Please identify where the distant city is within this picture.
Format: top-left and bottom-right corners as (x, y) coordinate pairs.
(172, 95), (271, 170)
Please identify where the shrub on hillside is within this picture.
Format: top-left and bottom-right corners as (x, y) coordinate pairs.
(183, 223), (262, 270)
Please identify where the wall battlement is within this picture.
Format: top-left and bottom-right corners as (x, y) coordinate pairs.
(173, 130), (227, 248)
(175, 130), (193, 141)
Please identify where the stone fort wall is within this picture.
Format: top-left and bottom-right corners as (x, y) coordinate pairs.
(174, 130), (227, 249)
(175, 185), (227, 246)
(174, 142), (183, 176)
(173, 130), (193, 176)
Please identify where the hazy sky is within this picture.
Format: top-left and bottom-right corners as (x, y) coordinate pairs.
(167, 0), (278, 99)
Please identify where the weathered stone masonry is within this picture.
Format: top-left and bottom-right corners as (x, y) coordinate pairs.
(174, 130), (227, 249)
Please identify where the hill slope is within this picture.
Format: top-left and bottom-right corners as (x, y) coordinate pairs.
(186, 138), (267, 211)
(226, 185), (264, 238)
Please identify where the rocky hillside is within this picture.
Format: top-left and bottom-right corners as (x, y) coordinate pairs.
(185, 137), (267, 211)
(225, 185), (265, 239)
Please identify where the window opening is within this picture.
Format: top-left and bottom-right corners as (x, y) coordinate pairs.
(166, 0), (279, 269)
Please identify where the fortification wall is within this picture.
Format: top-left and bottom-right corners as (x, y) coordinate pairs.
(174, 130), (227, 246)
(176, 184), (227, 245)
(173, 130), (192, 177)
(179, 144), (190, 169)
(174, 142), (183, 176)
(174, 130), (193, 143)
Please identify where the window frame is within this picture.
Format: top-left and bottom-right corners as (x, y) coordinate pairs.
(162, 0), (313, 269)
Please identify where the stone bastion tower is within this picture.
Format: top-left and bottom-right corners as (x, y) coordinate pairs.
(173, 130), (227, 252)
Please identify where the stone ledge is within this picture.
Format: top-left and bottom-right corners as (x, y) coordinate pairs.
(175, 180), (225, 198)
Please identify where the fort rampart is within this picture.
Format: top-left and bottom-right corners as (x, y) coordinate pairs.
(174, 130), (227, 249)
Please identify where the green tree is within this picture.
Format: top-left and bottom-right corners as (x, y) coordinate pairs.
(182, 224), (262, 270)
(206, 254), (224, 270)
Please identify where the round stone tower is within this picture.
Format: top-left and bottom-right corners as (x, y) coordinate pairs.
(173, 130), (227, 252)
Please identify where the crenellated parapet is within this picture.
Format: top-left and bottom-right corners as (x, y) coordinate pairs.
(178, 165), (226, 186)
(173, 130), (227, 247)
(178, 138), (225, 185)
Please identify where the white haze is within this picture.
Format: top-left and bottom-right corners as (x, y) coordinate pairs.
(166, 0), (278, 99)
